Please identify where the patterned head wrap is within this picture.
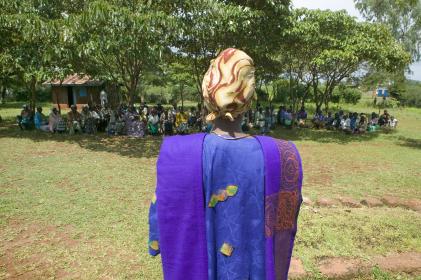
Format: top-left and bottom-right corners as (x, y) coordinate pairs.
(202, 48), (256, 122)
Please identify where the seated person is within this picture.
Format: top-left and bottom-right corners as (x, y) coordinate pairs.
(357, 114), (368, 133)
(81, 105), (97, 134)
(277, 106), (286, 125)
(284, 109), (293, 128)
(350, 112), (358, 132)
(161, 109), (174, 136)
(324, 112), (334, 129)
(34, 107), (49, 132)
(188, 107), (197, 128)
(297, 106), (307, 121)
(332, 112), (341, 129)
(18, 104), (33, 130)
(370, 112), (379, 126)
(48, 107), (65, 133)
(148, 109), (159, 136)
(389, 116), (398, 128)
(175, 108), (188, 134)
(378, 110), (390, 126)
(312, 109), (325, 129)
(341, 114), (351, 132)
(67, 105), (82, 134)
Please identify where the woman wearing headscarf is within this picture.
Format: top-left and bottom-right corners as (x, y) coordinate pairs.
(125, 105), (145, 137)
(149, 48), (303, 280)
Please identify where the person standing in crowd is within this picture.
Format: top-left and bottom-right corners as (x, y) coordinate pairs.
(255, 107), (265, 134)
(264, 106), (271, 134)
(156, 103), (164, 119)
(149, 48), (303, 280)
(34, 107), (49, 132)
(100, 90), (108, 107)
(67, 105), (82, 134)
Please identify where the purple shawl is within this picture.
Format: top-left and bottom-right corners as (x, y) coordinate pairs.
(156, 133), (302, 280)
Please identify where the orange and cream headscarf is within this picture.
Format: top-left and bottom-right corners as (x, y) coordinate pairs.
(202, 48), (256, 122)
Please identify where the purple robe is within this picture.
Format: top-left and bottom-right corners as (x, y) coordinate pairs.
(155, 133), (302, 280)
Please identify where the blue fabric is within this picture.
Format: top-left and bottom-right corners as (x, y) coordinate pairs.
(34, 112), (43, 129)
(203, 134), (265, 280)
(148, 199), (160, 256)
(149, 134), (266, 280)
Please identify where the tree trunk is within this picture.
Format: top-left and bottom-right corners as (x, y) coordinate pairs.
(1, 86), (6, 104)
(30, 77), (37, 115)
(180, 84), (184, 111)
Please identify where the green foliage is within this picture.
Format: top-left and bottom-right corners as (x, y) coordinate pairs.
(354, 0), (421, 62)
(334, 85), (363, 104)
(400, 80), (421, 107)
(168, 0), (291, 93)
(281, 8), (410, 111)
(67, 0), (175, 104)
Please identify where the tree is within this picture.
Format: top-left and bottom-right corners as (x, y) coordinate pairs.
(67, 0), (175, 105)
(282, 8), (410, 111)
(354, 0), (421, 62)
(168, 0), (291, 98)
(0, 0), (87, 110)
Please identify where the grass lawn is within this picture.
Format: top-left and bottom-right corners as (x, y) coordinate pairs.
(0, 101), (420, 279)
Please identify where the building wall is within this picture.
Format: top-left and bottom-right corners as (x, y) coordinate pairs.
(51, 87), (68, 108)
(51, 86), (101, 109)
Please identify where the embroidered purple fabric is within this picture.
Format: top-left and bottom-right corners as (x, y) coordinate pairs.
(156, 134), (302, 280)
(255, 136), (303, 280)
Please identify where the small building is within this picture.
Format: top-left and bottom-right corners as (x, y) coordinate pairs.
(44, 74), (104, 109)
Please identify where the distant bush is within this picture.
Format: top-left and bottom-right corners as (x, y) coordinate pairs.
(400, 81), (421, 108)
(333, 86), (362, 104)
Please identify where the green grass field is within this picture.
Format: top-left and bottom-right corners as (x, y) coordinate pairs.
(0, 101), (420, 279)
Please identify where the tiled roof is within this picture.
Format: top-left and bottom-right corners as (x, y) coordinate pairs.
(44, 74), (103, 86)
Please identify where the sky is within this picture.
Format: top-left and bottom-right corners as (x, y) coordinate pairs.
(291, 0), (421, 81)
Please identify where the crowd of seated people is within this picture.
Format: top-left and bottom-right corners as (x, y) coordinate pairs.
(318, 109), (397, 133)
(19, 102), (207, 137)
(17, 102), (398, 137)
(239, 106), (398, 135)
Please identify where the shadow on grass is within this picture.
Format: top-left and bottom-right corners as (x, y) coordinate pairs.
(267, 125), (381, 144)
(1, 119), (384, 160)
(0, 122), (162, 158)
(397, 136), (421, 149)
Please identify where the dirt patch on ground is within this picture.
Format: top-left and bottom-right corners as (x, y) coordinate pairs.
(0, 218), (141, 279)
(339, 197), (362, 208)
(318, 257), (368, 279)
(289, 257), (307, 279)
(361, 197), (383, 207)
(316, 252), (421, 278)
(302, 196), (313, 206)
(373, 252), (421, 274)
(382, 196), (421, 213)
(316, 198), (338, 207)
